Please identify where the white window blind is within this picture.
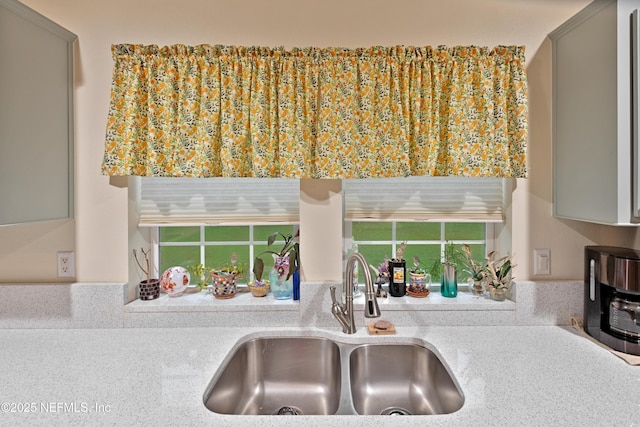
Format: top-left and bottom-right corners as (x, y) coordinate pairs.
(139, 177), (300, 226)
(344, 177), (508, 222)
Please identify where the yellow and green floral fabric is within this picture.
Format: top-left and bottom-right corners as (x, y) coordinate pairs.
(102, 44), (527, 178)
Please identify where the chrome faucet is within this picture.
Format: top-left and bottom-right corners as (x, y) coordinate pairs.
(330, 252), (381, 334)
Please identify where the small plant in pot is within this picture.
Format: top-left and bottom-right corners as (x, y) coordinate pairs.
(461, 244), (492, 296)
(249, 260), (270, 297)
(254, 231), (299, 300)
(408, 255), (431, 295)
(485, 252), (516, 301)
(211, 253), (246, 299)
(133, 248), (160, 300)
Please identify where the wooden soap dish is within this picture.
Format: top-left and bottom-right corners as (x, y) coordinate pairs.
(367, 320), (396, 335)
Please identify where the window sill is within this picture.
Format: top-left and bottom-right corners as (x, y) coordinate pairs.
(125, 288), (299, 313)
(363, 288), (515, 311)
(125, 284), (513, 314)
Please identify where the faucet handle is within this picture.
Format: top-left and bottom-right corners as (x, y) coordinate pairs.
(329, 285), (339, 305)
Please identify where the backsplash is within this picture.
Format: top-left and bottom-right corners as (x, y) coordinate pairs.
(0, 281), (583, 329)
(0, 283), (126, 328)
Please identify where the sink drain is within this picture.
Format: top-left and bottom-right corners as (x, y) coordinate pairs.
(380, 407), (412, 416)
(274, 406), (302, 415)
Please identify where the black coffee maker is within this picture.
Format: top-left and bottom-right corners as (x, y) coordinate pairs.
(585, 246), (640, 356)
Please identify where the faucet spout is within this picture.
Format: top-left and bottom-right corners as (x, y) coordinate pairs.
(330, 252), (381, 334)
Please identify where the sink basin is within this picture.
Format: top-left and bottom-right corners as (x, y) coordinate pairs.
(203, 337), (341, 415)
(349, 344), (464, 415)
(204, 334), (464, 416)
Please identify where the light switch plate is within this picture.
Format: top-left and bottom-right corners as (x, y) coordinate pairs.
(533, 249), (550, 275)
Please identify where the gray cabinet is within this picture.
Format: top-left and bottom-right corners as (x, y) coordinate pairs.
(550, 0), (640, 225)
(0, 0), (76, 225)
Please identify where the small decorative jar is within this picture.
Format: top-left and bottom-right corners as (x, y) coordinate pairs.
(138, 278), (160, 300)
(409, 271), (430, 292)
(408, 271), (431, 297)
(160, 266), (190, 297)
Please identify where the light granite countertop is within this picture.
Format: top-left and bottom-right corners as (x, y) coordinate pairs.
(0, 325), (637, 426)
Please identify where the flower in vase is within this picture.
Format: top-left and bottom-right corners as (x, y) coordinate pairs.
(253, 231), (299, 282)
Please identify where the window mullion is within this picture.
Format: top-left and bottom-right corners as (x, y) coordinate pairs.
(151, 226), (160, 277)
(440, 223), (446, 260)
(249, 225), (254, 282)
(200, 226), (205, 266)
(391, 221), (397, 257)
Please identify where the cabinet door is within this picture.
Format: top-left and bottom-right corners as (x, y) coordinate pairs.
(0, 0), (76, 225)
(551, 0), (640, 225)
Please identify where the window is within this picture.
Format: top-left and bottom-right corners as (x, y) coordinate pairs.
(342, 177), (505, 283)
(142, 176), (507, 286)
(157, 221), (490, 284)
(138, 176), (300, 282)
(157, 224), (297, 282)
(348, 221), (492, 283)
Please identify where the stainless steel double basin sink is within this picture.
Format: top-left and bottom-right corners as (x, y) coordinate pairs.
(203, 333), (464, 416)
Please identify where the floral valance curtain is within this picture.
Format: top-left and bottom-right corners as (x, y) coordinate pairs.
(102, 44), (527, 178)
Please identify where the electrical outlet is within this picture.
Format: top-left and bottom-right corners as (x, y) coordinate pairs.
(57, 251), (75, 278)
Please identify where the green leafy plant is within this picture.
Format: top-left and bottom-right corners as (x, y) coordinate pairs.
(188, 263), (210, 292)
(486, 253), (515, 290)
(461, 243), (492, 282)
(213, 252), (247, 277)
(428, 241), (465, 278)
(253, 231), (299, 282)
(410, 255), (430, 275)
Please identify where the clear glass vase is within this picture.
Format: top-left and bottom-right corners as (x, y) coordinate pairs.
(490, 287), (506, 301)
(468, 278), (486, 297)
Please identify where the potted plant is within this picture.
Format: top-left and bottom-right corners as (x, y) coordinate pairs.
(254, 231), (299, 300)
(248, 256), (270, 297)
(408, 255), (431, 295)
(133, 248), (160, 300)
(211, 252), (246, 299)
(485, 252), (515, 301)
(461, 244), (492, 296)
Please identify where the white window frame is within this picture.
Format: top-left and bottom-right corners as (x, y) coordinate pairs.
(344, 221), (495, 269)
(152, 224), (299, 283)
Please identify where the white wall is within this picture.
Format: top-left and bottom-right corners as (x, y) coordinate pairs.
(3, 0), (634, 284)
